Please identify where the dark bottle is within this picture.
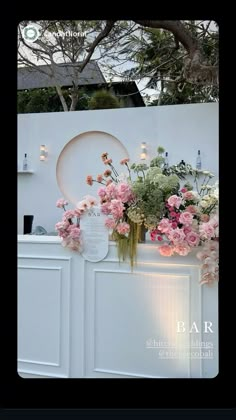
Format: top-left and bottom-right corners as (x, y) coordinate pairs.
(23, 153), (28, 171)
(196, 150), (201, 170)
(164, 152), (169, 168)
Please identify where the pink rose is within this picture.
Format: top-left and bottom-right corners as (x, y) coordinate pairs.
(200, 214), (210, 222)
(179, 211), (193, 226)
(200, 272), (217, 285)
(186, 205), (198, 214)
(185, 231), (200, 247)
(158, 218), (172, 233)
(183, 226), (192, 235)
(199, 222), (215, 240)
(158, 244), (174, 256)
(167, 195), (182, 209)
(174, 242), (191, 256)
(183, 191), (196, 201)
(168, 228), (186, 244)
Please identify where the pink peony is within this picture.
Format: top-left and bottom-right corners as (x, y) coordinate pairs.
(110, 199), (125, 220)
(68, 225), (80, 239)
(63, 210), (75, 221)
(174, 242), (191, 256)
(117, 182), (133, 203)
(185, 231), (200, 247)
(158, 244), (174, 256)
(101, 202), (111, 215)
(105, 218), (116, 229)
(167, 195), (182, 209)
(179, 211), (194, 226)
(116, 222), (130, 235)
(97, 187), (107, 198)
(168, 227), (186, 244)
(106, 183), (118, 200)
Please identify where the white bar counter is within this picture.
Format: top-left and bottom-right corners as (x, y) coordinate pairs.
(18, 235), (218, 378)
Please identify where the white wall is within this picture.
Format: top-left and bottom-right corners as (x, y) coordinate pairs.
(17, 103), (218, 234)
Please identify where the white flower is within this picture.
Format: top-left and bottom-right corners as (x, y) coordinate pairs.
(200, 200), (208, 208)
(117, 172), (128, 182)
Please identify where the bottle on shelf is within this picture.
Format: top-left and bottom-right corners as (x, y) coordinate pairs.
(23, 153), (28, 171)
(196, 150), (201, 170)
(164, 152), (169, 168)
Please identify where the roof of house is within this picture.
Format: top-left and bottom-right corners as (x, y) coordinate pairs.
(17, 61), (145, 107)
(17, 61), (106, 90)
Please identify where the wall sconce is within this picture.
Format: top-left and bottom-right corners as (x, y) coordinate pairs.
(140, 142), (147, 160)
(40, 145), (48, 161)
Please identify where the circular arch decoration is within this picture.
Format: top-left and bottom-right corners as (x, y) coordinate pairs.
(56, 130), (129, 205)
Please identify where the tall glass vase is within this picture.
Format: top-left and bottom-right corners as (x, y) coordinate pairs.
(138, 223), (147, 243)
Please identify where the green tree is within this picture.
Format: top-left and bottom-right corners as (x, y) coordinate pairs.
(88, 89), (120, 110)
(17, 87), (90, 113)
(18, 20), (219, 109)
(115, 21), (218, 104)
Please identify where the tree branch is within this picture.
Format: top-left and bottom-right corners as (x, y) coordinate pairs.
(79, 20), (116, 72)
(133, 20), (198, 57)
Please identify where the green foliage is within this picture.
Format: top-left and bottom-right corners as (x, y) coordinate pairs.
(88, 89), (121, 110)
(17, 87), (90, 113)
(121, 21), (218, 104)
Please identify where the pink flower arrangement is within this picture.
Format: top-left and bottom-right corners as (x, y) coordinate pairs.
(151, 182), (219, 285)
(85, 152), (135, 239)
(56, 148), (219, 287)
(55, 195), (97, 252)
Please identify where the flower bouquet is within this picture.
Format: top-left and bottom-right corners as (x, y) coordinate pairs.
(55, 146), (219, 286)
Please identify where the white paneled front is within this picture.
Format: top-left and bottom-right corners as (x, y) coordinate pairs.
(84, 258), (204, 378)
(18, 236), (218, 378)
(18, 254), (71, 377)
